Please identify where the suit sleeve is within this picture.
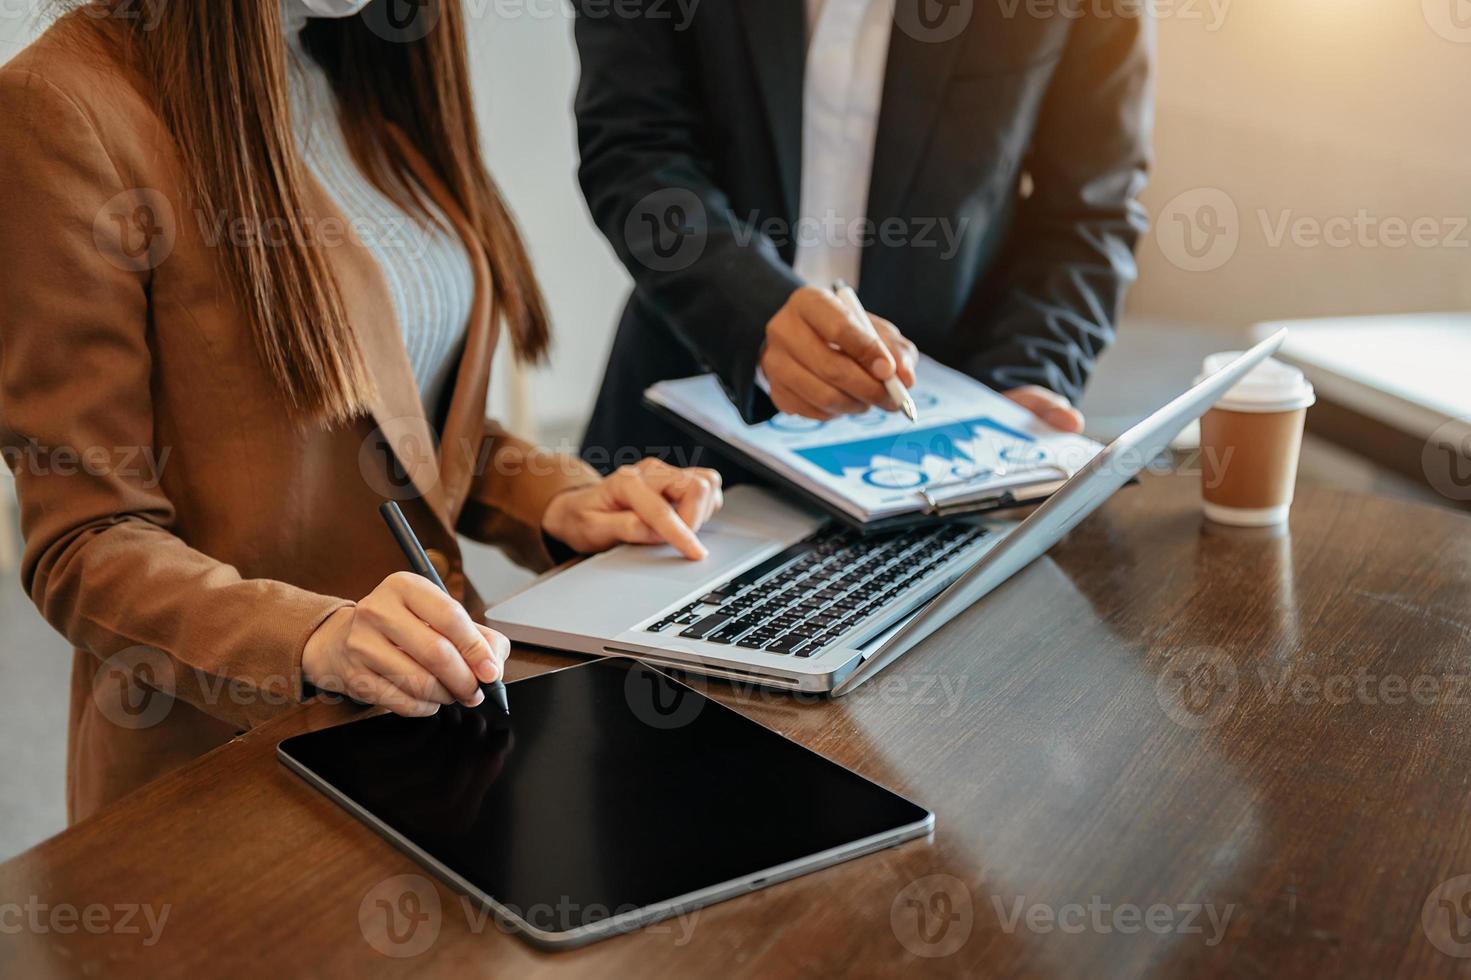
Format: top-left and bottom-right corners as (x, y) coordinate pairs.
(957, 9), (1154, 404)
(572, 1), (800, 422)
(0, 69), (351, 729)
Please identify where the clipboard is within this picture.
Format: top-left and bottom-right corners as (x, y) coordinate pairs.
(643, 394), (1076, 533)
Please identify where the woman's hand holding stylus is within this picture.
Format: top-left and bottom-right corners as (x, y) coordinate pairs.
(303, 572), (509, 717)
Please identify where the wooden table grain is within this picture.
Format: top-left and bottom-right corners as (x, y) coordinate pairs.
(3, 473), (1471, 978)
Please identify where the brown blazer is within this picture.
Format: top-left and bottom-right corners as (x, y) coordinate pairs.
(0, 22), (598, 823)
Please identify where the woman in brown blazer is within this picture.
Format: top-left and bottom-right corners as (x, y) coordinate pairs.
(0, 0), (722, 822)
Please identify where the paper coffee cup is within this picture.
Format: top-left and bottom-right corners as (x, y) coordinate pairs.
(1194, 354), (1315, 527)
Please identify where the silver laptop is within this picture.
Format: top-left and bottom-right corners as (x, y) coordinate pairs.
(489, 331), (1286, 695)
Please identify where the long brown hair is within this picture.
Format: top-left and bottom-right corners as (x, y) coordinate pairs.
(70, 0), (550, 425)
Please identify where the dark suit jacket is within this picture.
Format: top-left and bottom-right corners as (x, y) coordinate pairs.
(574, 0), (1153, 475)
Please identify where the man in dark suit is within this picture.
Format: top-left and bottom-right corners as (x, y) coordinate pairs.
(573, 0), (1153, 477)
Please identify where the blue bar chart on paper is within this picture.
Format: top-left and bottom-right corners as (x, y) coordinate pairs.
(646, 356), (1102, 522)
(793, 416), (1046, 490)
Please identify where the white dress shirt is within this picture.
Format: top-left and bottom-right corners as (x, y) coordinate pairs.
(792, 0), (893, 291)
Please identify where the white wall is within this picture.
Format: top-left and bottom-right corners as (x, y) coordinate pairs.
(462, 6), (627, 438)
(1133, 1), (1471, 329)
(0, 4), (43, 61)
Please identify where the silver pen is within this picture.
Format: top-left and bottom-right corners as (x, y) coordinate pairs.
(832, 279), (918, 423)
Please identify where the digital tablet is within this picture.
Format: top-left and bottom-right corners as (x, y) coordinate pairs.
(277, 658), (934, 949)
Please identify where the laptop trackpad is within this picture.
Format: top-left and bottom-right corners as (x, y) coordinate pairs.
(487, 485), (822, 644)
(489, 526), (789, 644)
(575, 525), (780, 584)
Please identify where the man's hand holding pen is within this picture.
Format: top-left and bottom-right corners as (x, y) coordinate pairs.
(759, 285), (917, 421)
(759, 283), (1086, 434)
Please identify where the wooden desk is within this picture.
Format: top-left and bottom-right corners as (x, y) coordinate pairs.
(4, 474), (1471, 977)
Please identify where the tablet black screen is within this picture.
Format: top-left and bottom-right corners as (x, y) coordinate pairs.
(279, 659), (930, 938)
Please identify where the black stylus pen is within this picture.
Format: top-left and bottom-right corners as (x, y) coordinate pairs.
(378, 500), (510, 717)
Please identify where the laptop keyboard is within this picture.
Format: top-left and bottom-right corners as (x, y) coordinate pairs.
(643, 522), (987, 658)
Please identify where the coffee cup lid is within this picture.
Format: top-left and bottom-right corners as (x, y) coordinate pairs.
(1194, 353), (1316, 413)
